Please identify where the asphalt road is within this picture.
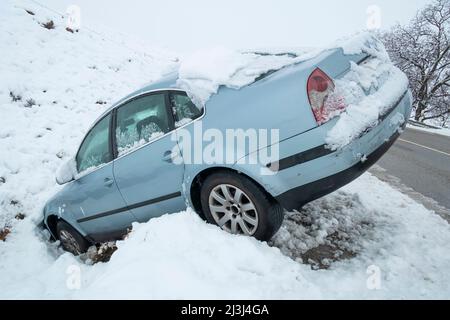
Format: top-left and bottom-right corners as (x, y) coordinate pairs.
(376, 127), (450, 210)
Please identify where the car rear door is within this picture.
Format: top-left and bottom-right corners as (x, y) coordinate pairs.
(112, 91), (186, 222)
(65, 112), (135, 241)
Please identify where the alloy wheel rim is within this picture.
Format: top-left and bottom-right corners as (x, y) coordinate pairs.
(59, 230), (82, 255)
(208, 184), (259, 235)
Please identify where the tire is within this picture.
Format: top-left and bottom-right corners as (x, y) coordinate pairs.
(200, 171), (284, 241)
(56, 220), (91, 255)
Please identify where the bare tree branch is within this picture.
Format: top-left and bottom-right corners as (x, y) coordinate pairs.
(381, 0), (450, 126)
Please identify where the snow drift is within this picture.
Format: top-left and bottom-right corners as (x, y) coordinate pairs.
(2, 174), (450, 299)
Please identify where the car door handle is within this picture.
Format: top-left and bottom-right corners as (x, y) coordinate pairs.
(104, 177), (114, 187)
(162, 150), (177, 163)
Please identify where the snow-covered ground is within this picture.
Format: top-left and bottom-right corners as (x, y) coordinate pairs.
(1, 0), (450, 299)
(2, 173), (450, 299)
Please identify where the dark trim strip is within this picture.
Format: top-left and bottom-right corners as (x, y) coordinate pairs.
(267, 144), (333, 171)
(269, 90), (409, 172)
(78, 206), (127, 223)
(110, 108), (118, 159)
(77, 191), (182, 223)
(127, 192), (181, 211)
(357, 55), (371, 65)
(164, 91), (176, 132)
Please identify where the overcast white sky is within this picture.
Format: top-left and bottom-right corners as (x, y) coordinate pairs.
(45, 0), (432, 53)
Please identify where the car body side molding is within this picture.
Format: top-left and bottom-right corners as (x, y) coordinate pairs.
(77, 191), (182, 223)
(267, 144), (334, 171)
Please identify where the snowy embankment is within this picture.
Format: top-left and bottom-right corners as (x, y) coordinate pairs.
(1, 0), (450, 299)
(0, 0), (177, 230)
(2, 174), (450, 299)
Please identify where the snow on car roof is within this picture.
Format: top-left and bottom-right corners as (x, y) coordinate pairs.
(175, 46), (322, 107)
(97, 33), (385, 129)
(95, 48), (319, 122)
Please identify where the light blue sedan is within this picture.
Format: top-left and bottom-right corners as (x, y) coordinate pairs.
(43, 47), (412, 255)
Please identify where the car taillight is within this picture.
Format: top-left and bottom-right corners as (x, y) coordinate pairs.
(307, 68), (346, 125)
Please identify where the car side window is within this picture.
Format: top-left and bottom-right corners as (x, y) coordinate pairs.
(115, 93), (170, 156)
(76, 113), (111, 173)
(170, 91), (203, 127)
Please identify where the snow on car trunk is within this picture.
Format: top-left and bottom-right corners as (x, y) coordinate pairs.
(325, 34), (410, 149)
(1, 0), (449, 300)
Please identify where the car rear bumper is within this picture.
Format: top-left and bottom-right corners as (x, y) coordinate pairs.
(275, 127), (401, 210)
(273, 90), (412, 210)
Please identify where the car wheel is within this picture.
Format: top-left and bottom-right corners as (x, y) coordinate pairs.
(200, 171), (284, 241)
(56, 220), (90, 255)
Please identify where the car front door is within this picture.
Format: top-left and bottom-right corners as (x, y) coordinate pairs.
(112, 91), (186, 222)
(64, 112), (135, 241)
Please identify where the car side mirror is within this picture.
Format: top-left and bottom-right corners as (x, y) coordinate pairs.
(56, 158), (76, 185)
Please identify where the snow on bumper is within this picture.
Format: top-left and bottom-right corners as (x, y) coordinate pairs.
(325, 52), (410, 150)
(268, 89), (412, 210)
